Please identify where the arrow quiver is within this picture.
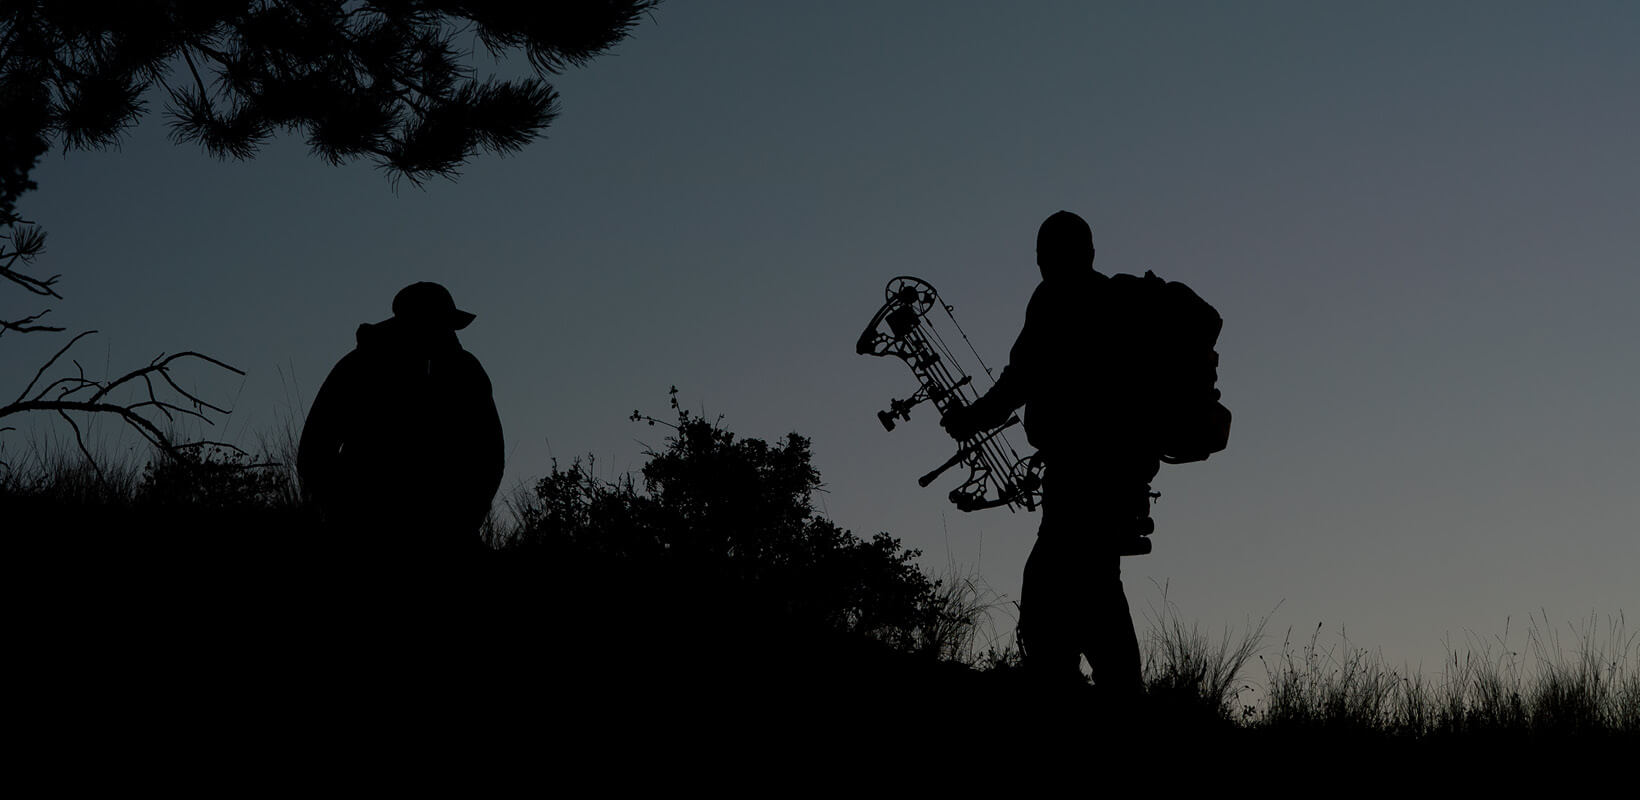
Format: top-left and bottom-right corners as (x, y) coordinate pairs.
(856, 276), (1043, 512)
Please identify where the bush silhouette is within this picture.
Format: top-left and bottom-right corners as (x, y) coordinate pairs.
(137, 445), (293, 511)
(508, 397), (966, 657)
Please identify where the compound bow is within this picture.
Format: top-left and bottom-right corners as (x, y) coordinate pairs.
(856, 276), (1043, 512)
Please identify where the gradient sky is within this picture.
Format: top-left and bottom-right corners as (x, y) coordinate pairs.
(6, 1), (1636, 679)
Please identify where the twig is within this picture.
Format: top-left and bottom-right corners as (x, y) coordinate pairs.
(126, 400), (212, 424)
(172, 440), (250, 456)
(181, 46), (210, 100)
(56, 407), (103, 479)
(1, 309), (65, 335)
(14, 330), (97, 405)
(87, 351), (244, 407)
(0, 263), (62, 298)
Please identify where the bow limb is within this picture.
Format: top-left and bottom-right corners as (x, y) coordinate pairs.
(855, 299), (899, 356)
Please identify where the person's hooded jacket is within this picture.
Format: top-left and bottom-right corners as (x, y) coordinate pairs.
(298, 316), (504, 538)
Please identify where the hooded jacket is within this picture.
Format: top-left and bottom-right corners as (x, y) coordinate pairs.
(298, 317), (504, 534)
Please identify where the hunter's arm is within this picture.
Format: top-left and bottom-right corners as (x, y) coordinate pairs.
(943, 283), (1048, 435)
(297, 354), (357, 509)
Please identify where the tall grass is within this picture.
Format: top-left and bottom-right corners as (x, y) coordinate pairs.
(1, 430), (298, 512)
(0, 436), (146, 506)
(917, 568), (1016, 666)
(1128, 595), (1636, 738)
(1260, 624), (1407, 733)
(1256, 612), (1638, 737)
(1140, 589), (1267, 724)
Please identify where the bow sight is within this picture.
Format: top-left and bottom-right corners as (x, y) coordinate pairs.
(856, 276), (1043, 512)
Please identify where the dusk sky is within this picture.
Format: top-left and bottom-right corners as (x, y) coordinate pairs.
(5, 1), (1636, 679)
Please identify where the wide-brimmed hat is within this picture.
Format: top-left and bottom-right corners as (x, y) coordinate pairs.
(392, 282), (476, 330)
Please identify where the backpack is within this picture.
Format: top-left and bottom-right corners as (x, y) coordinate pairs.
(1106, 270), (1232, 464)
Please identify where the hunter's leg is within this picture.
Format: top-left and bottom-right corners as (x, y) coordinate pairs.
(1084, 552), (1142, 697)
(1020, 535), (1085, 686)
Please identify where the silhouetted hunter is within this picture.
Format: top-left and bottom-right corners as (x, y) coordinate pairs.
(298, 282), (504, 556)
(942, 211), (1229, 693)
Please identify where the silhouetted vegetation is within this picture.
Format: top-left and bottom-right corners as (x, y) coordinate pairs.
(1258, 616), (1639, 740)
(505, 394), (977, 661)
(0, 0), (661, 215)
(2, 437), (292, 510)
(4, 408), (1633, 764)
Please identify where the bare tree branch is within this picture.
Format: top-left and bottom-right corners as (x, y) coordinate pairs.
(2, 330), (243, 466)
(87, 349), (244, 405)
(8, 399), (173, 451)
(56, 405), (102, 477)
(14, 328), (96, 405)
(1, 308), (63, 335)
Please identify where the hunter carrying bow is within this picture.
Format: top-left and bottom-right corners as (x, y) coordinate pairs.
(858, 210), (1230, 694)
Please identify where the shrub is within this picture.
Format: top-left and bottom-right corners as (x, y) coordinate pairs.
(136, 444), (294, 511)
(506, 395), (960, 656)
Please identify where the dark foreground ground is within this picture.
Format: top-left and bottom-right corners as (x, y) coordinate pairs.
(9, 500), (1633, 787)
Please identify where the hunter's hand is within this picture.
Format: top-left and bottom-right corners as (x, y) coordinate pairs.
(941, 404), (981, 440)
